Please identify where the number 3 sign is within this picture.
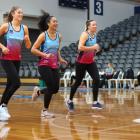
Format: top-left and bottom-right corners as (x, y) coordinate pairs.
(94, 0), (103, 16)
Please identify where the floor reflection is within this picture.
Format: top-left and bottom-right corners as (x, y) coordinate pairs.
(0, 122), (10, 140)
(66, 113), (101, 140)
(66, 114), (82, 140)
(32, 118), (58, 140)
(60, 87), (140, 113)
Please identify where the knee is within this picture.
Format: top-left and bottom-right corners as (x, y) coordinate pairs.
(53, 89), (59, 94)
(74, 81), (82, 87)
(52, 86), (59, 94)
(93, 78), (100, 85)
(13, 81), (21, 89)
(47, 85), (59, 94)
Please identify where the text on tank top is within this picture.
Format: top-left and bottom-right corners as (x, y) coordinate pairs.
(77, 32), (96, 64)
(1, 23), (24, 60)
(38, 31), (60, 68)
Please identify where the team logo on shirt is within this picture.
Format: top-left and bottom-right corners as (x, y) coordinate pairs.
(89, 37), (92, 41)
(9, 30), (13, 34)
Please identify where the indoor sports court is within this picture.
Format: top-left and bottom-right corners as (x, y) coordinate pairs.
(1, 0), (140, 140)
(1, 86), (140, 139)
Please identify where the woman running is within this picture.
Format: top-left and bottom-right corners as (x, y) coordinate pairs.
(31, 12), (67, 118)
(66, 20), (102, 112)
(0, 6), (31, 121)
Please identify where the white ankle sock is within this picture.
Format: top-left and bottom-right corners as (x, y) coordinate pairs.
(93, 101), (97, 104)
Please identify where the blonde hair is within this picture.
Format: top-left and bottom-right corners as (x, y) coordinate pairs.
(8, 6), (20, 22)
(85, 20), (94, 31)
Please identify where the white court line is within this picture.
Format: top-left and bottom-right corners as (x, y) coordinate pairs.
(1, 95), (140, 137)
(96, 130), (140, 136)
(49, 114), (140, 137)
(50, 119), (140, 137)
(97, 123), (140, 133)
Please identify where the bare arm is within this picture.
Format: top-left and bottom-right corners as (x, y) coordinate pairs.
(78, 32), (100, 52)
(31, 32), (52, 58)
(0, 23), (9, 54)
(23, 25), (31, 49)
(58, 34), (67, 64)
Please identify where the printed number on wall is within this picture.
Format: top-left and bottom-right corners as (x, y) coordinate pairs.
(94, 0), (103, 15)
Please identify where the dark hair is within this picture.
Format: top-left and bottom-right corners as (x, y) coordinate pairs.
(85, 20), (94, 31)
(38, 10), (53, 32)
(8, 6), (20, 22)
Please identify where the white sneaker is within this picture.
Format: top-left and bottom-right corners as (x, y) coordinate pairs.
(0, 114), (9, 121)
(3, 107), (11, 118)
(0, 106), (11, 119)
(32, 86), (40, 101)
(41, 110), (55, 118)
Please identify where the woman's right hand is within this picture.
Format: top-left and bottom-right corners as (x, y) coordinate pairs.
(2, 47), (9, 54)
(43, 53), (54, 58)
(93, 44), (101, 52)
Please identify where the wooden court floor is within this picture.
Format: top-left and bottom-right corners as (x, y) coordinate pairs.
(0, 86), (140, 140)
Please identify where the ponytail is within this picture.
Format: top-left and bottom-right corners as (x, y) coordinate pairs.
(38, 10), (53, 32)
(85, 20), (94, 31)
(8, 6), (20, 22)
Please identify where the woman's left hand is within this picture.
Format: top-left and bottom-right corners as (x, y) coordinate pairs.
(60, 59), (68, 65)
(24, 35), (30, 42)
(24, 35), (31, 49)
(94, 44), (101, 52)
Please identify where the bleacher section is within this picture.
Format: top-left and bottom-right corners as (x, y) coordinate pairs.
(96, 14), (140, 76)
(0, 14), (140, 82)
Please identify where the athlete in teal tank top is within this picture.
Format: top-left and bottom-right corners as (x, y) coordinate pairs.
(77, 32), (96, 64)
(38, 31), (60, 68)
(1, 23), (24, 60)
(31, 12), (67, 118)
(0, 6), (31, 121)
(66, 20), (103, 112)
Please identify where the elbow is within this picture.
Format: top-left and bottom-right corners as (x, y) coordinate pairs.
(31, 47), (34, 54)
(78, 46), (84, 51)
(78, 48), (85, 52)
(26, 45), (31, 49)
(26, 42), (31, 49)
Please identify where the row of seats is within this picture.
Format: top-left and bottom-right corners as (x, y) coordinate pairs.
(107, 70), (137, 89)
(97, 14), (140, 50)
(1, 14), (140, 80)
(60, 70), (92, 88)
(19, 67), (40, 78)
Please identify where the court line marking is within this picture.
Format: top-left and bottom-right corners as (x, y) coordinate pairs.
(49, 114), (140, 136)
(96, 130), (140, 136)
(50, 120), (140, 138)
(97, 123), (140, 133)
(6, 101), (139, 134)
(1, 95), (140, 137)
(46, 114), (103, 132)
